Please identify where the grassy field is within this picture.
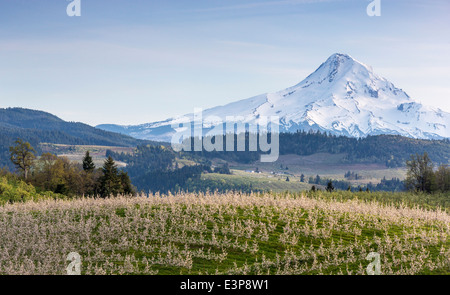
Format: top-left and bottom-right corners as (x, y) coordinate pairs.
(202, 170), (317, 192)
(227, 153), (407, 186)
(0, 191), (448, 275)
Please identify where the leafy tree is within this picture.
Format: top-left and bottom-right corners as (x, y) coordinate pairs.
(82, 151), (95, 173)
(31, 153), (85, 197)
(32, 153), (63, 192)
(434, 165), (450, 193)
(286, 177), (290, 182)
(406, 152), (436, 193)
(9, 139), (36, 180)
(300, 174), (305, 182)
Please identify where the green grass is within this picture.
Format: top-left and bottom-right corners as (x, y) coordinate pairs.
(226, 153), (407, 186)
(202, 170), (315, 192)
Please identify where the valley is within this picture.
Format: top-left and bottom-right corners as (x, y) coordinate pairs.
(38, 142), (407, 193)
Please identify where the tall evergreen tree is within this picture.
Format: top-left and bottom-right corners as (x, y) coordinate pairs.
(326, 180), (334, 192)
(99, 156), (122, 198)
(82, 151), (95, 173)
(119, 171), (134, 195)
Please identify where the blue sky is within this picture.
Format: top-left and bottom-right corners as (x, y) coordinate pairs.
(0, 0), (449, 126)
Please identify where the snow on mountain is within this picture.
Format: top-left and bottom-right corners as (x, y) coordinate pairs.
(97, 53), (450, 142)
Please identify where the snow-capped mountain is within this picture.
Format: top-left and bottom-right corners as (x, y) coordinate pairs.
(97, 53), (450, 142)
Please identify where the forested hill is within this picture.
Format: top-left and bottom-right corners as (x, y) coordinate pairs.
(0, 108), (155, 169)
(280, 132), (450, 167)
(190, 131), (450, 167)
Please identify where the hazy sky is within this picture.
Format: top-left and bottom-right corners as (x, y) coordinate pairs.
(1, 0), (449, 126)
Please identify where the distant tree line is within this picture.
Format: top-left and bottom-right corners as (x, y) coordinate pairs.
(132, 165), (209, 194)
(180, 131), (450, 168)
(367, 177), (405, 192)
(280, 132), (449, 167)
(106, 145), (176, 179)
(306, 152), (450, 194)
(308, 174), (405, 193)
(344, 171), (362, 180)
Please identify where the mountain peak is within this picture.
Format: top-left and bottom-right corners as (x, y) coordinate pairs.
(327, 53), (354, 62)
(296, 53), (376, 89)
(325, 53), (369, 68)
(97, 54), (450, 141)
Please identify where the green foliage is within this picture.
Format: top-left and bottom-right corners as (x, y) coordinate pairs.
(30, 152), (101, 197)
(99, 156), (134, 197)
(107, 145), (176, 178)
(368, 177), (404, 192)
(132, 165), (211, 194)
(326, 180), (334, 192)
(9, 139), (36, 179)
(185, 131), (450, 167)
(213, 163), (231, 175)
(309, 173), (404, 192)
(0, 175), (64, 205)
(119, 171), (134, 195)
(281, 132), (450, 168)
(82, 151), (95, 173)
(7, 140), (134, 199)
